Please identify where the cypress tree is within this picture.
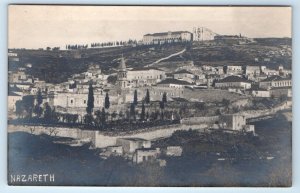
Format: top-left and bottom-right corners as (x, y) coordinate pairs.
(86, 83), (94, 114)
(105, 92), (110, 109)
(133, 90), (138, 105)
(162, 92), (167, 103)
(140, 102), (145, 121)
(145, 89), (150, 104)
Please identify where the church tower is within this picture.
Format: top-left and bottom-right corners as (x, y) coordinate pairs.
(116, 56), (128, 94)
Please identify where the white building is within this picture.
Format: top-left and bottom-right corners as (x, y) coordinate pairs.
(8, 92), (22, 111)
(220, 114), (255, 133)
(143, 31), (192, 45)
(226, 65), (243, 75)
(173, 69), (195, 83)
(215, 76), (252, 89)
(259, 76), (292, 90)
(157, 78), (194, 89)
(127, 67), (166, 87)
(133, 148), (160, 164)
(245, 66), (261, 76)
(116, 138), (151, 154)
(48, 91), (106, 114)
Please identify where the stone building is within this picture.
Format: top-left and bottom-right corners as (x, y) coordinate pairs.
(259, 76), (292, 90)
(245, 66), (261, 76)
(116, 138), (151, 154)
(220, 114), (247, 131)
(173, 69), (196, 83)
(143, 31), (192, 45)
(225, 65), (243, 75)
(127, 67), (166, 87)
(215, 76), (252, 89)
(8, 91), (22, 111)
(133, 148), (160, 164)
(157, 78), (194, 89)
(165, 146), (183, 157)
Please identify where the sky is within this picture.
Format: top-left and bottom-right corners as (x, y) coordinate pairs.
(8, 5), (292, 49)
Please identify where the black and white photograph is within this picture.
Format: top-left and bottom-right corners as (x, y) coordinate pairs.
(7, 5), (292, 186)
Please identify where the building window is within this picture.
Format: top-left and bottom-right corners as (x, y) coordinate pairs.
(84, 100), (86, 104)
(70, 99), (73, 104)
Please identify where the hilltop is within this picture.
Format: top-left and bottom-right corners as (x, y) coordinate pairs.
(8, 38), (291, 84)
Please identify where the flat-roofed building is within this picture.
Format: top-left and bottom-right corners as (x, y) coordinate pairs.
(173, 69), (195, 83)
(133, 148), (160, 164)
(259, 75), (292, 89)
(127, 67), (166, 87)
(116, 138), (151, 154)
(215, 76), (252, 89)
(143, 31), (192, 45)
(157, 78), (194, 89)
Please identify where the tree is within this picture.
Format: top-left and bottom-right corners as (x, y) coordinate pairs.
(22, 95), (35, 118)
(105, 92), (110, 109)
(36, 89), (43, 105)
(118, 111), (124, 120)
(133, 90), (138, 105)
(145, 89), (150, 104)
(44, 102), (52, 121)
(86, 83), (94, 114)
(111, 111), (117, 121)
(162, 92), (167, 104)
(84, 114), (93, 126)
(130, 103), (136, 121)
(140, 102), (145, 121)
(222, 98), (230, 107)
(94, 110), (102, 127)
(101, 107), (106, 125)
(159, 101), (165, 120)
(34, 89), (43, 118)
(15, 100), (24, 118)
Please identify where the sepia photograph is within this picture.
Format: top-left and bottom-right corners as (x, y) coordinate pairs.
(7, 5), (292, 186)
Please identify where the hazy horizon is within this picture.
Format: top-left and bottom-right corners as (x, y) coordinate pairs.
(8, 5), (292, 49)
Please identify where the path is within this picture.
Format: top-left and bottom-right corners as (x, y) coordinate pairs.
(148, 48), (186, 66)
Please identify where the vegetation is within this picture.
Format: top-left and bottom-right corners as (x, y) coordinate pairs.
(105, 92), (110, 110)
(86, 83), (94, 114)
(145, 89), (150, 104)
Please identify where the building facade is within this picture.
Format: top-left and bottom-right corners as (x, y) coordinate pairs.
(143, 31), (192, 45)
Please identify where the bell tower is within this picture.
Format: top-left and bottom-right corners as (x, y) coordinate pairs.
(116, 56), (128, 94)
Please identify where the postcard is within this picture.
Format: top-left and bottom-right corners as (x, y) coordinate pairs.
(7, 5), (292, 186)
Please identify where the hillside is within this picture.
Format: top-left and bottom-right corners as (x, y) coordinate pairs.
(8, 38), (292, 84)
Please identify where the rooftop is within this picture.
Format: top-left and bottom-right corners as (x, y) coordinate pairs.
(130, 67), (164, 72)
(119, 138), (148, 142)
(9, 85), (22, 92)
(157, 78), (193, 85)
(8, 91), (21, 96)
(261, 75), (291, 82)
(173, 69), (194, 75)
(144, 31), (191, 37)
(217, 76), (251, 83)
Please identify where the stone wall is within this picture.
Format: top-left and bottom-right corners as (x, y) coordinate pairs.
(8, 123), (207, 148)
(180, 116), (219, 125)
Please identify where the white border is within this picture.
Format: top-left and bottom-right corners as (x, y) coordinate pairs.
(1, 1), (298, 193)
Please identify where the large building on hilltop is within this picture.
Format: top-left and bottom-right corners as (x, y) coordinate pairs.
(214, 34), (253, 44)
(192, 27), (218, 41)
(143, 31), (192, 45)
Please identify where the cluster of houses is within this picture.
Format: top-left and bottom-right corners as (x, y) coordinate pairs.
(99, 137), (182, 166)
(8, 52), (292, 115)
